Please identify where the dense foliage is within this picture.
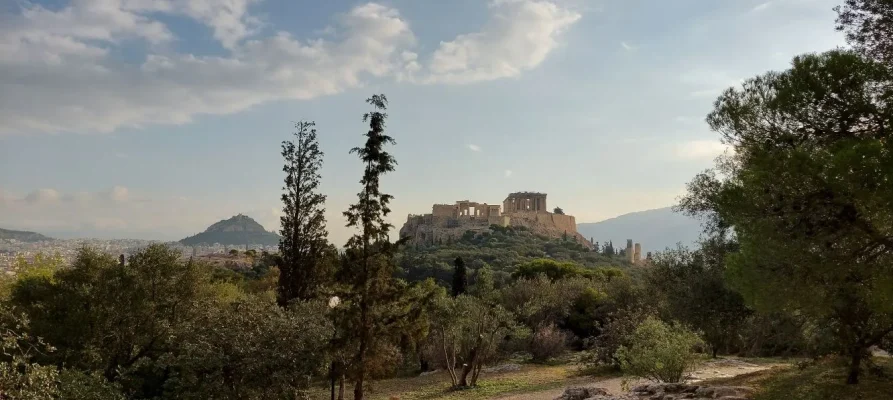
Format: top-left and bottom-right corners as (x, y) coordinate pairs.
(1, 245), (329, 399)
(646, 236), (751, 358)
(836, 0), (893, 64)
(679, 49), (893, 384)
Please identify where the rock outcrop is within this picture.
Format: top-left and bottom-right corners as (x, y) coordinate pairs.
(554, 383), (753, 400)
(554, 386), (610, 400)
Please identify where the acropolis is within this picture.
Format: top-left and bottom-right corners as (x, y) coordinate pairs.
(399, 192), (592, 247)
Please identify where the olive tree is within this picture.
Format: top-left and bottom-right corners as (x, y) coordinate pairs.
(428, 295), (522, 388)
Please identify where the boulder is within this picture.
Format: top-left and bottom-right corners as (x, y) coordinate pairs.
(558, 383), (753, 400)
(554, 386), (610, 400)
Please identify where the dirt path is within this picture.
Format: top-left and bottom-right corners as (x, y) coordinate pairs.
(495, 359), (778, 400)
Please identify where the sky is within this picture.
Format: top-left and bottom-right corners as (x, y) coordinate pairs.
(0, 0), (846, 244)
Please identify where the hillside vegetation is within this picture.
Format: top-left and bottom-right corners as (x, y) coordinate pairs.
(398, 224), (635, 287)
(0, 227), (52, 242)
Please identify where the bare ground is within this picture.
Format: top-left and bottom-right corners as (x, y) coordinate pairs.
(494, 359), (780, 400)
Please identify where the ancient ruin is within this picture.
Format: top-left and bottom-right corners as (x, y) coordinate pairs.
(400, 192), (592, 247)
(625, 239), (644, 264)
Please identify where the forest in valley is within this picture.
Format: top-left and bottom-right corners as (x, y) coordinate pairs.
(1, 1), (892, 399)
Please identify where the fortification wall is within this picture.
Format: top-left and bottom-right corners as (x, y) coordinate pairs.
(432, 204), (455, 217)
(399, 214), (496, 246)
(504, 211), (591, 248)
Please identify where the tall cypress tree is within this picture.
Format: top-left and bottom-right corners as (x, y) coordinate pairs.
(277, 121), (331, 306)
(451, 257), (467, 297)
(337, 94), (416, 400)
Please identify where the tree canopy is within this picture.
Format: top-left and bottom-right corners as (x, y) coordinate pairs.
(679, 50), (893, 384)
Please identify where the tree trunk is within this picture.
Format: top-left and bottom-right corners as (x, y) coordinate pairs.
(441, 330), (458, 387)
(712, 346), (718, 359)
(338, 376), (345, 400)
(354, 374), (364, 400)
(330, 362), (336, 400)
(458, 338), (482, 387)
(847, 346), (864, 385)
(458, 363), (472, 387)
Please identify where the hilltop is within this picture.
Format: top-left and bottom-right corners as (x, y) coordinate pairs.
(398, 224), (635, 287)
(179, 214), (280, 246)
(577, 207), (703, 254)
(0, 228), (53, 242)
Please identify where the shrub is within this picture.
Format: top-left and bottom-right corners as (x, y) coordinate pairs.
(529, 323), (569, 363)
(615, 317), (703, 383)
(582, 307), (648, 369)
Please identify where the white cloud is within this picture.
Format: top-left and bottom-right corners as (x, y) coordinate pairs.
(0, 0), (580, 136)
(24, 189), (60, 204)
(673, 140), (730, 161)
(504, 169), (513, 177)
(468, 144), (482, 152)
(0, 1), (413, 135)
(421, 0), (581, 84)
(109, 186), (129, 202)
(752, 2), (772, 12)
(621, 41), (635, 51)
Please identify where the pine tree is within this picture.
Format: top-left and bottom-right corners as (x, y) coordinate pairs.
(336, 94), (419, 400)
(277, 121), (331, 306)
(603, 241), (615, 256)
(452, 257), (467, 297)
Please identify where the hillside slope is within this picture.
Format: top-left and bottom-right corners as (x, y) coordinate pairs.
(179, 214), (280, 246)
(577, 207), (703, 254)
(0, 228), (52, 242)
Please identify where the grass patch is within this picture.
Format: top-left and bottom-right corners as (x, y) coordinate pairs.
(310, 364), (585, 400)
(701, 357), (893, 400)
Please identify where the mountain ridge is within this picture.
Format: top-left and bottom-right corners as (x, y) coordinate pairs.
(576, 206), (704, 254)
(0, 228), (53, 242)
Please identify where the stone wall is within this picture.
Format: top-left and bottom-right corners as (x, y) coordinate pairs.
(502, 211), (591, 248)
(432, 204), (455, 217)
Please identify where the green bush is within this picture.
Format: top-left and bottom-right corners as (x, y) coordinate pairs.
(529, 323), (569, 363)
(615, 317), (703, 383)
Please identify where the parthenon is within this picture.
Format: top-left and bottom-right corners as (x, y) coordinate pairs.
(503, 192), (548, 213)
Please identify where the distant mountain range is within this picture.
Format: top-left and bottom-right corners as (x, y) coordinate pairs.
(179, 214), (280, 246)
(0, 228), (53, 242)
(577, 207), (704, 254)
